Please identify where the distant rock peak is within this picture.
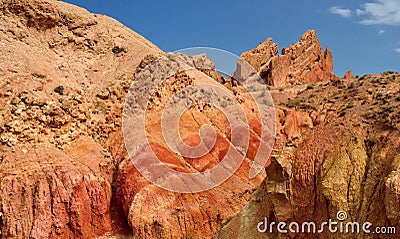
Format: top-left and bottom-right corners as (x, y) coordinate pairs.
(238, 30), (337, 87)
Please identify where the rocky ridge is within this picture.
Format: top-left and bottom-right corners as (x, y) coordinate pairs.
(0, 0), (161, 237)
(0, 0), (399, 239)
(215, 72), (400, 239)
(115, 53), (271, 238)
(0, 0), (270, 238)
(238, 30), (336, 87)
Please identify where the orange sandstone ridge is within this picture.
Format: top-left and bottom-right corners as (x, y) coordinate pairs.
(0, 0), (399, 239)
(238, 30), (337, 87)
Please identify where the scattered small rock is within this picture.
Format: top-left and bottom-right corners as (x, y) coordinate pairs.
(4, 90), (13, 97)
(54, 85), (64, 95)
(0, 136), (8, 144)
(344, 70), (353, 79)
(10, 97), (21, 105)
(112, 46), (126, 54)
(96, 89), (110, 100)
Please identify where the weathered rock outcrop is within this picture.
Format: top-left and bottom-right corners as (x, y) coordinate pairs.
(0, 0), (161, 237)
(240, 38), (279, 73)
(2, 1), (399, 239)
(215, 73), (400, 239)
(116, 53), (273, 238)
(344, 70), (354, 79)
(0, 139), (113, 238)
(238, 30), (337, 87)
(0, 1), (273, 238)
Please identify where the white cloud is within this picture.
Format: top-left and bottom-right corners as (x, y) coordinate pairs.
(329, 6), (352, 17)
(331, 0), (400, 25)
(394, 48), (400, 53)
(356, 9), (366, 15)
(379, 29), (385, 34)
(358, 0), (400, 25)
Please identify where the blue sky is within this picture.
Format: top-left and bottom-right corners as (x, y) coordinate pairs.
(64, 0), (400, 76)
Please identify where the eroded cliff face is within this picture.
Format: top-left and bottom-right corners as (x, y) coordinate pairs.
(1, 1), (399, 239)
(0, 1), (271, 238)
(215, 73), (400, 239)
(0, 0), (161, 237)
(238, 30), (337, 87)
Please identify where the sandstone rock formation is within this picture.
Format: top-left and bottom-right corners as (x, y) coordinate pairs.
(1, 0), (399, 239)
(237, 30), (337, 87)
(116, 53), (273, 238)
(0, 0), (161, 237)
(344, 70), (354, 79)
(215, 73), (400, 239)
(0, 1), (273, 238)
